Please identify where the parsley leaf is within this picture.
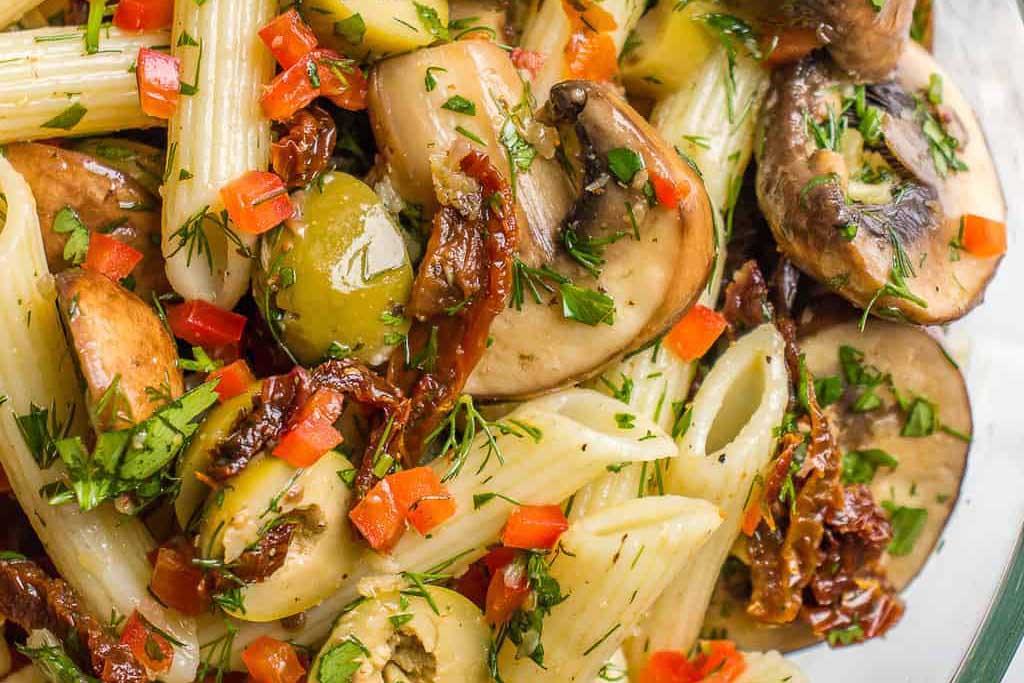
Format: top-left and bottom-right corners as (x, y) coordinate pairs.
(317, 636), (368, 683)
(42, 103), (88, 131)
(334, 14), (366, 45)
(606, 147), (645, 184)
(414, 2), (450, 42)
(882, 502), (927, 556)
(53, 207), (90, 264)
(841, 449), (899, 485)
(441, 94), (476, 116)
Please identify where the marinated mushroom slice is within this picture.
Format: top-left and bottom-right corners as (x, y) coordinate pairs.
(196, 451), (363, 622)
(466, 80), (715, 398)
(702, 318), (970, 651)
(368, 40), (573, 268)
(56, 269), (184, 432)
(756, 43), (1005, 325)
(4, 142), (170, 298)
(309, 584), (490, 683)
(783, 0), (915, 81)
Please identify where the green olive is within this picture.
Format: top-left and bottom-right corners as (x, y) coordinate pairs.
(310, 586), (490, 683)
(197, 450), (363, 622)
(174, 382), (261, 530)
(259, 172), (412, 365)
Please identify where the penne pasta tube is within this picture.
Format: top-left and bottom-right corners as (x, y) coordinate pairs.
(0, 0), (45, 31)
(498, 496), (723, 682)
(161, 0), (275, 309)
(216, 388), (678, 664)
(520, 0), (646, 101)
(624, 324), (789, 673)
(0, 26), (168, 145)
(650, 46), (768, 213)
(0, 158), (199, 683)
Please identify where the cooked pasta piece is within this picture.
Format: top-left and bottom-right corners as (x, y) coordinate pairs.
(651, 46), (769, 212)
(624, 324), (789, 673)
(0, 0), (45, 31)
(498, 496), (722, 682)
(0, 26), (167, 144)
(216, 389), (678, 663)
(161, 0), (275, 309)
(0, 158), (199, 683)
(520, 0), (645, 101)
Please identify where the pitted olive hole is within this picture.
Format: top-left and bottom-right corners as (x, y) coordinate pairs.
(382, 631), (437, 683)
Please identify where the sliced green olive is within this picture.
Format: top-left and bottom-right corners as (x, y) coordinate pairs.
(197, 450), (362, 622)
(257, 172), (412, 365)
(311, 586), (490, 683)
(174, 381), (261, 530)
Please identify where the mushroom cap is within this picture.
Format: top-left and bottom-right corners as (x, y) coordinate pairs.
(757, 43), (1005, 325)
(702, 317), (970, 652)
(465, 81), (715, 398)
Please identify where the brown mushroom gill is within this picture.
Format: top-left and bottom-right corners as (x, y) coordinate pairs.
(4, 142), (170, 300)
(56, 269), (184, 432)
(756, 43), (1004, 325)
(784, 0), (915, 81)
(702, 318), (970, 653)
(370, 47), (715, 398)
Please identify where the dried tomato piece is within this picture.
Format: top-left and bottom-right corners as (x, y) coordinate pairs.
(271, 105), (337, 189)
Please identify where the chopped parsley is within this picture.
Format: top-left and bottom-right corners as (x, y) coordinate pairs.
(841, 449), (899, 485)
(882, 502), (927, 556)
(606, 147), (645, 184)
(334, 14), (366, 45)
(52, 206), (90, 264)
(42, 103), (88, 131)
(317, 636), (368, 683)
(413, 2), (449, 42)
(441, 94), (476, 116)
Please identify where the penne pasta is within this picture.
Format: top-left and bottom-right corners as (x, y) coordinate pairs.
(0, 158), (199, 683)
(0, 1), (45, 32)
(0, 26), (167, 145)
(520, 0), (646, 101)
(650, 46), (768, 213)
(215, 388), (678, 664)
(161, 0), (275, 309)
(624, 324), (789, 673)
(498, 496), (722, 682)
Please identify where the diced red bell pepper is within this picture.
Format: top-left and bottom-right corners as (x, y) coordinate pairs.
(693, 641), (746, 683)
(510, 48), (546, 78)
(260, 49), (367, 121)
(208, 360), (255, 402)
(387, 467), (456, 535)
(349, 478), (405, 552)
(242, 636), (305, 683)
(136, 47), (181, 120)
(83, 233), (143, 282)
(501, 505), (569, 551)
(150, 541), (209, 616)
(221, 171), (294, 236)
(120, 611), (174, 674)
(454, 561), (490, 610)
(761, 27), (824, 69)
(650, 169), (692, 208)
(639, 651), (701, 683)
(258, 9), (319, 69)
(167, 300), (247, 347)
(481, 546), (519, 574)
(273, 419), (343, 467)
(563, 0), (618, 82)
(665, 304), (728, 362)
(484, 558), (530, 625)
(961, 214), (1007, 258)
(113, 0), (174, 31)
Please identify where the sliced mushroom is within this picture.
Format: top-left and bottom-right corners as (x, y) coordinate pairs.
(55, 269), (184, 432)
(369, 40), (573, 268)
(467, 80), (715, 397)
(702, 318), (970, 651)
(784, 0), (915, 81)
(4, 142), (170, 299)
(757, 43), (1005, 325)
(71, 138), (166, 197)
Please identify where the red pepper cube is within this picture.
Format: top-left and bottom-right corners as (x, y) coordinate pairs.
(208, 360), (255, 402)
(150, 544), (209, 616)
(665, 304), (728, 362)
(693, 641), (746, 682)
(242, 636), (305, 683)
(387, 467), (456, 535)
(113, 0), (174, 31)
(312, 50), (369, 111)
(638, 651), (700, 683)
(136, 47), (181, 120)
(260, 56), (320, 121)
(120, 611), (174, 674)
(166, 299), (248, 347)
(501, 505), (569, 551)
(484, 559), (530, 625)
(83, 233), (144, 282)
(349, 478), (406, 552)
(258, 9), (319, 69)
(221, 171), (294, 235)
(273, 419), (342, 467)
(961, 214), (1007, 258)
(649, 169), (691, 209)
